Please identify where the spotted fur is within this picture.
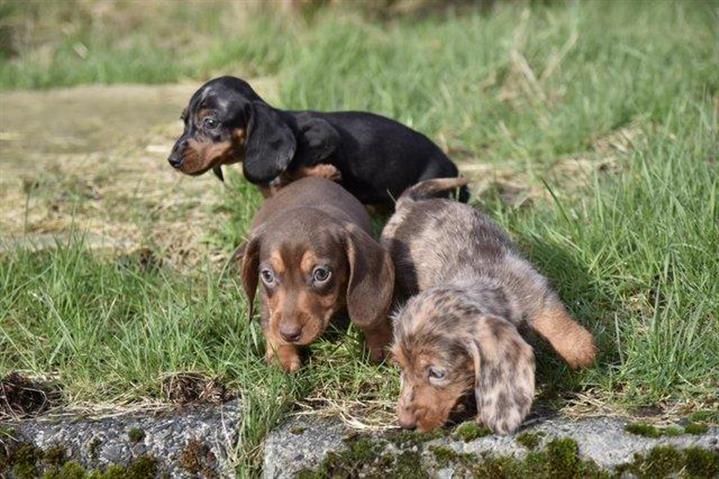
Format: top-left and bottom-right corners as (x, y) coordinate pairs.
(385, 178), (597, 434)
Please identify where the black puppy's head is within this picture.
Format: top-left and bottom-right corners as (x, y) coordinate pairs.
(168, 76), (296, 183)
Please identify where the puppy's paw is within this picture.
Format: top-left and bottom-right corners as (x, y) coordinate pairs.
(298, 163), (342, 182)
(364, 324), (392, 363)
(265, 344), (302, 373)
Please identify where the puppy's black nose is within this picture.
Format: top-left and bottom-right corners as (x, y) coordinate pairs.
(168, 140), (185, 168)
(168, 155), (183, 168)
(280, 325), (302, 343)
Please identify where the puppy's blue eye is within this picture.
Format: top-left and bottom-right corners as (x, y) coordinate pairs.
(203, 117), (219, 129)
(260, 269), (275, 285)
(312, 266), (331, 283)
(428, 367), (445, 380)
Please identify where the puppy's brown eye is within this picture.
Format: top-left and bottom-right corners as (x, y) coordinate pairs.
(428, 367), (445, 380)
(260, 268), (275, 286)
(312, 266), (331, 284)
(203, 117), (219, 129)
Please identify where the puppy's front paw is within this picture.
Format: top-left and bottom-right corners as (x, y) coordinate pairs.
(267, 344), (302, 373)
(364, 324), (392, 363)
(298, 163), (342, 182)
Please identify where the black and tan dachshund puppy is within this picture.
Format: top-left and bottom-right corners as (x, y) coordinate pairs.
(167, 76), (468, 205)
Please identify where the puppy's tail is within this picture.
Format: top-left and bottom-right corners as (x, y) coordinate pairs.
(396, 177), (470, 207)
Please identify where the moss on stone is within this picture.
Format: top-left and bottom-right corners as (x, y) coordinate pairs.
(125, 454), (158, 479)
(297, 435), (428, 479)
(453, 421), (492, 441)
(625, 422), (662, 438)
(87, 438), (101, 461)
(0, 440), (162, 479)
(684, 422), (709, 435)
(638, 446), (685, 477)
(386, 428), (443, 448)
(429, 445), (460, 467)
(300, 432), (617, 479)
(617, 444), (719, 479)
(684, 446), (719, 478)
(179, 438), (217, 478)
(127, 427), (145, 443)
(42, 446), (67, 466)
(625, 420), (711, 438)
(289, 426), (307, 435)
(43, 461), (87, 479)
(11, 443), (43, 479)
(516, 431), (544, 450)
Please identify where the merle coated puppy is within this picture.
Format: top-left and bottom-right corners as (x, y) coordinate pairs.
(167, 76), (468, 205)
(383, 178), (597, 434)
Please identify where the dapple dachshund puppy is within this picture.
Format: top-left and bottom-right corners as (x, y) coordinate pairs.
(382, 178), (597, 434)
(241, 176), (394, 372)
(167, 76), (468, 205)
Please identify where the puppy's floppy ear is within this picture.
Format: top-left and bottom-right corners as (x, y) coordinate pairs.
(298, 117), (340, 163)
(240, 234), (261, 320)
(244, 102), (297, 184)
(341, 224), (394, 328)
(465, 315), (535, 435)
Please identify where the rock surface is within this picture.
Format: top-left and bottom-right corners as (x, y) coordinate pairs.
(262, 416), (719, 478)
(3, 400), (242, 478)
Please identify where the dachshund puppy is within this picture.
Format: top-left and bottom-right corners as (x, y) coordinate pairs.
(382, 178), (597, 434)
(241, 177), (394, 372)
(167, 76), (468, 205)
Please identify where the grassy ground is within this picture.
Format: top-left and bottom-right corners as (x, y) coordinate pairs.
(1, 0), (718, 475)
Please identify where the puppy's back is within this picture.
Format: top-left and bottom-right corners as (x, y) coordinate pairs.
(382, 195), (514, 295)
(251, 177), (371, 233)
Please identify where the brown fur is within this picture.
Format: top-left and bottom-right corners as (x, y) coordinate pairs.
(533, 306), (597, 369)
(241, 177), (394, 372)
(383, 178), (596, 434)
(180, 130), (244, 176)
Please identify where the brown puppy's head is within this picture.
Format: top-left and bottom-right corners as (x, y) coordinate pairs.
(391, 286), (535, 435)
(241, 209), (393, 348)
(168, 76), (296, 183)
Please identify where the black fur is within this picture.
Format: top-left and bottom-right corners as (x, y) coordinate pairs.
(168, 76), (469, 205)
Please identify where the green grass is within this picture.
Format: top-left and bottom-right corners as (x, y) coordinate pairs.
(1, 0), (719, 476)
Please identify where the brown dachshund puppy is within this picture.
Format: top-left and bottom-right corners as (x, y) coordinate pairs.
(241, 177), (394, 372)
(382, 178), (597, 434)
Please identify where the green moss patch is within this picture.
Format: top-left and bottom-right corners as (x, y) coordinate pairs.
(684, 422), (709, 435)
(127, 427), (145, 443)
(453, 421), (492, 442)
(386, 429), (443, 448)
(297, 435), (429, 479)
(625, 422), (663, 438)
(300, 435), (610, 478)
(625, 421), (711, 438)
(619, 445), (719, 479)
(517, 431), (544, 450)
(0, 441), (160, 479)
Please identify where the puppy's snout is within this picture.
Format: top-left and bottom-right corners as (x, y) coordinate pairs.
(279, 323), (303, 343)
(399, 417), (417, 430)
(168, 140), (186, 168)
(398, 406), (417, 429)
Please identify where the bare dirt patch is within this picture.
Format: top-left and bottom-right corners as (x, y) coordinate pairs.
(0, 372), (61, 419)
(161, 373), (234, 406)
(0, 79), (278, 268)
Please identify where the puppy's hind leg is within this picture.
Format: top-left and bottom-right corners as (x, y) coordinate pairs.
(531, 302), (597, 369)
